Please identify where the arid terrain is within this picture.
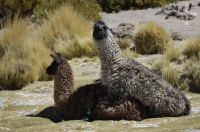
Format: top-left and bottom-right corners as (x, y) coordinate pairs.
(0, 0), (200, 131)
(102, 0), (200, 38)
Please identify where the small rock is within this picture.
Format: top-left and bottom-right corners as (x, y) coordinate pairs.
(171, 32), (185, 41)
(180, 6), (186, 12)
(111, 23), (135, 38)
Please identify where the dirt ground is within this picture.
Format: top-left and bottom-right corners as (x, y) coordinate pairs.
(101, 0), (200, 38)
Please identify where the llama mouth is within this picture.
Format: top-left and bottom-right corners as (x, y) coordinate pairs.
(93, 30), (105, 40)
(93, 21), (109, 40)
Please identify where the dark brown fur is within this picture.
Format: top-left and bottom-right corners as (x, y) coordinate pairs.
(47, 53), (148, 121)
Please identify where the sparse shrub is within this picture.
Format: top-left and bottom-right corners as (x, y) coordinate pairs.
(97, 0), (128, 13)
(164, 44), (181, 62)
(122, 49), (138, 59)
(184, 60), (200, 93)
(0, 5), (99, 90)
(97, 0), (182, 12)
(39, 5), (97, 59)
(66, 0), (101, 20)
(116, 38), (133, 49)
(152, 36), (200, 92)
(152, 58), (170, 72)
(160, 64), (180, 87)
(0, 0), (37, 16)
(134, 22), (170, 54)
(0, 0), (101, 24)
(0, 18), (51, 90)
(182, 37), (200, 60)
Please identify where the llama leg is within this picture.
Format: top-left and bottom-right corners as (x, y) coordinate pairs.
(93, 99), (145, 121)
(82, 107), (93, 121)
(149, 98), (186, 117)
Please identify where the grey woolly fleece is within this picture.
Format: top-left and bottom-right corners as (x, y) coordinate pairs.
(93, 21), (190, 117)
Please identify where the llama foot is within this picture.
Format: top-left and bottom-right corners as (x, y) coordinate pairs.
(82, 115), (92, 122)
(82, 108), (93, 122)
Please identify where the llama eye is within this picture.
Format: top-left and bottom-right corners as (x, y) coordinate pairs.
(103, 26), (107, 30)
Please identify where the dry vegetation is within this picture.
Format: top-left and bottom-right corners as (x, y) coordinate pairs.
(0, 1), (199, 93)
(152, 37), (200, 93)
(122, 49), (139, 59)
(0, 5), (97, 90)
(39, 5), (97, 59)
(134, 22), (170, 54)
(0, 18), (51, 90)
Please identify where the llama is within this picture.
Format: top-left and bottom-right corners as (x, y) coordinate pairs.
(93, 21), (190, 117)
(46, 53), (148, 121)
(46, 53), (104, 120)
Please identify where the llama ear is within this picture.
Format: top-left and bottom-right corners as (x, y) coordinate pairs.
(50, 53), (62, 64)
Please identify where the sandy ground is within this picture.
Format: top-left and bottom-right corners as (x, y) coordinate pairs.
(101, 0), (200, 38)
(0, 1), (200, 131)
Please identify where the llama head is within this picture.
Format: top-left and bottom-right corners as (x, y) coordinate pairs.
(93, 21), (110, 40)
(46, 53), (62, 75)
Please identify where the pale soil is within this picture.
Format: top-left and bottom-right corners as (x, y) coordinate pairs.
(101, 0), (200, 38)
(0, 57), (200, 132)
(1, 0), (200, 131)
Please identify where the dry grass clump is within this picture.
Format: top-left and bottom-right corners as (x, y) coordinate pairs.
(116, 37), (133, 49)
(182, 37), (200, 60)
(98, 0), (182, 13)
(0, 18), (51, 90)
(0, 5), (100, 90)
(152, 36), (200, 92)
(134, 22), (170, 54)
(122, 49), (139, 59)
(164, 44), (181, 62)
(0, 0), (101, 23)
(160, 64), (180, 87)
(39, 5), (97, 59)
(184, 59), (200, 93)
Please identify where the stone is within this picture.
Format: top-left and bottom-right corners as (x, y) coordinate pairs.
(111, 23), (135, 38)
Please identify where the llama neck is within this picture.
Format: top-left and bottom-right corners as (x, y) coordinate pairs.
(94, 33), (124, 73)
(54, 65), (73, 107)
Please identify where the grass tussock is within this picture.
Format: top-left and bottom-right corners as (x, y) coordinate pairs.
(164, 44), (181, 62)
(39, 5), (97, 59)
(182, 37), (200, 60)
(116, 37), (133, 49)
(0, 0), (101, 22)
(0, 18), (51, 90)
(122, 49), (139, 59)
(0, 5), (99, 90)
(98, 0), (182, 13)
(152, 36), (200, 92)
(134, 22), (170, 54)
(160, 64), (180, 87)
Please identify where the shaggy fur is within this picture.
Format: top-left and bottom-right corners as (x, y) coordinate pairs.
(47, 53), (102, 120)
(93, 21), (190, 117)
(47, 53), (148, 121)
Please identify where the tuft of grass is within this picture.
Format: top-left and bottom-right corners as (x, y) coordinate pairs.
(122, 49), (139, 59)
(0, 18), (51, 90)
(134, 22), (170, 54)
(39, 5), (97, 59)
(160, 64), (180, 87)
(0, 5), (100, 90)
(97, 0), (183, 12)
(164, 44), (181, 62)
(152, 58), (170, 74)
(182, 37), (200, 60)
(184, 60), (200, 93)
(0, 0), (101, 22)
(152, 36), (200, 92)
(66, 0), (101, 20)
(116, 38), (133, 49)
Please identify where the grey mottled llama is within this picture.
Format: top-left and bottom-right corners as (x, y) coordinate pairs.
(93, 21), (190, 117)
